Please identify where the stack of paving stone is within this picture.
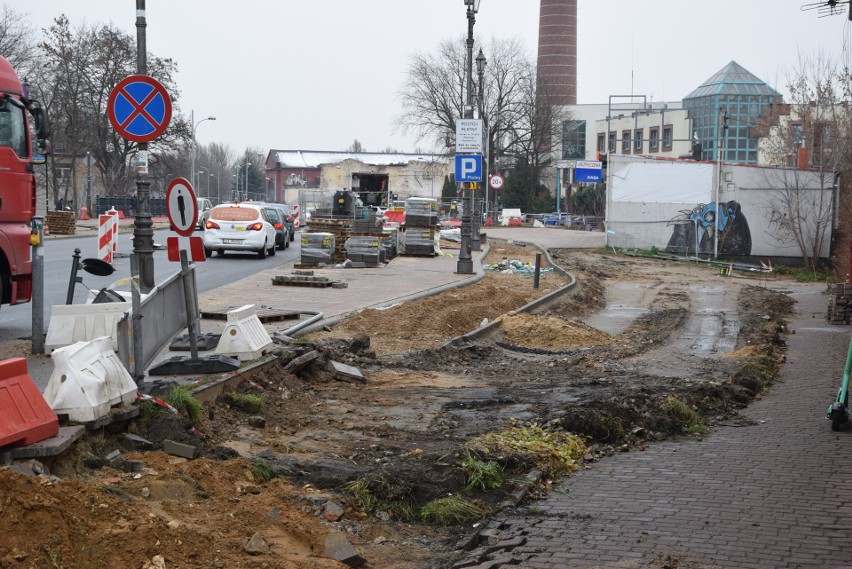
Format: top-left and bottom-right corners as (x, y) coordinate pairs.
(402, 197), (438, 256)
(351, 208), (383, 234)
(382, 227), (399, 260)
(345, 235), (382, 267)
(304, 218), (350, 262)
(299, 232), (335, 266)
(827, 283), (852, 324)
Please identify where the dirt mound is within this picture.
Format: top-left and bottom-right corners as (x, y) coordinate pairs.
(1, 246), (797, 568)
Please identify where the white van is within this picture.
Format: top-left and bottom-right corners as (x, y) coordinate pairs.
(499, 208), (523, 226)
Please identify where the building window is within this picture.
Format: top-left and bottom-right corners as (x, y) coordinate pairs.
(634, 129), (643, 152)
(662, 125), (673, 149)
(608, 131), (616, 153)
(622, 130), (631, 153)
(649, 127), (659, 151)
(562, 120), (587, 160)
(597, 134), (605, 153)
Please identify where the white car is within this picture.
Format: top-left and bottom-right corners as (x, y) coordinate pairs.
(202, 203), (278, 259)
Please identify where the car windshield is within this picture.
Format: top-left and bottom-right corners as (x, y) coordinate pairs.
(210, 206), (261, 222)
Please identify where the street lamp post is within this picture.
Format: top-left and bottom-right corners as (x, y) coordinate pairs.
(210, 173), (220, 204)
(243, 161), (251, 201)
(476, 48), (488, 225)
(197, 166), (209, 196)
(189, 110), (215, 190)
(457, 0), (481, 274)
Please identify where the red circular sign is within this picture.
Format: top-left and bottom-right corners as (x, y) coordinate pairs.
(489, 174), (505, 191)
(166, 178), (198, 237)
(107, 75), (172, 143)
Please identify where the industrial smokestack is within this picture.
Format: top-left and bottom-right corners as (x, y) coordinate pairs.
(537, 0), (577, 106)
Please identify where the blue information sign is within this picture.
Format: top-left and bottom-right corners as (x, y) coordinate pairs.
(455, 154), (483, 183)
(574, 160), (603, 183)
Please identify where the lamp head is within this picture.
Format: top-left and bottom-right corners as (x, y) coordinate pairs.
(208, 116), (216, 121)
(476, 48), (486, 74)
(464, 0), (481, 13)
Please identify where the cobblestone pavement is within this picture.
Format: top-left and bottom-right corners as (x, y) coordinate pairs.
(454, 283), (852, 569)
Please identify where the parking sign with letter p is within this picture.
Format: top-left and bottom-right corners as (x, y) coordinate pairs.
(455, 154), (482, 182)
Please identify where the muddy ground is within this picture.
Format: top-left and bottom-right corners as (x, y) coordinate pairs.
(0, 243), (796, 569)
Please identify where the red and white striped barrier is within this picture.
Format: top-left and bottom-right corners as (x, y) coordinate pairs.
(292, 204), (300, 229)
(98, 208), (119, 263)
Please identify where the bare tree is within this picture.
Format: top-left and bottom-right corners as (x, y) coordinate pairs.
(397, 35), (530, 163)
(758, 51), (852, 274)
(347, 139), (365, 153)
(0, 5), (37, 75)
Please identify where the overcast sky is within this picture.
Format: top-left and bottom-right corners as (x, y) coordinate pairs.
(6, 0), (851, 155)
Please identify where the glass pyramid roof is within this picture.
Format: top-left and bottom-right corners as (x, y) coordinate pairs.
(684, 61), (781, 99)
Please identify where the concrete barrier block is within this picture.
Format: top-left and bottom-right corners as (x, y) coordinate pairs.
(45, 301), (131, 354)
(215, 304), (273, 361)
(44, 336), (138, 423)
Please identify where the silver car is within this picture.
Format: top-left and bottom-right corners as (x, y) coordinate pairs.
(202, 203), (277, 258)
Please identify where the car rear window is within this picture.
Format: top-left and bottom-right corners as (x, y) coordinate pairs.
(210, 206), (261, 222)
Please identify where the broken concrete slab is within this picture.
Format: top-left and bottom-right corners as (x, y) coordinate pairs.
(284, 350), (320, 373)
(163, 439), (196, 459)
(330, 361), (366, 384)
(324, 532), (366, 567)
(121, 433), (153, 452)
(8, 426), (85, 460)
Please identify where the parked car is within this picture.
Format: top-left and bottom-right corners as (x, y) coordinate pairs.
(543, 212), (570, 226)
(202, 203), (277, 258)
(196, 197), (213, 230)
(245, 202), (295, 246)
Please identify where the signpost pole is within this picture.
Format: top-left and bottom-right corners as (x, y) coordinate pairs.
(133, 0), (155, 293)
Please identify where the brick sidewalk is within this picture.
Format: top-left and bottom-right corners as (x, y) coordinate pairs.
(465, 283), (852, 569)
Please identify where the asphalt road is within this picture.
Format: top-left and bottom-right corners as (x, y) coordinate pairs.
(0, 228), (300, 344)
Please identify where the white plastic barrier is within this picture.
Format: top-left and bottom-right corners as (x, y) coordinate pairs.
(45, 301), (131, 354)
(44, 336), (137, 423)
(215, 304), (273, 361)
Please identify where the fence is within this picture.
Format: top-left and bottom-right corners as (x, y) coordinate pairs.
(96, 197), (167, 217)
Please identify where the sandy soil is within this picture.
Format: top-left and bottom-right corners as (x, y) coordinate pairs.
(0, 243), (795, 569)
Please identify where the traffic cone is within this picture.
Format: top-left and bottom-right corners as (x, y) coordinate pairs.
(44, 223), (49, 236)
(80, 206), (90, 221)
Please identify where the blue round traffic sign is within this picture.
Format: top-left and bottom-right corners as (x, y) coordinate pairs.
(107, 75), (172, 143)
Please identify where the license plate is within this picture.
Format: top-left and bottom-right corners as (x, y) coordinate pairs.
(223, 239), (242, 244)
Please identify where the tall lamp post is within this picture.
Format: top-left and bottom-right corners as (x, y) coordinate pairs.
(196, 166), (209, 196)
(476, 48), (488, 225)
(189, 110), (215, 189)
(210, 173), (220, 204)
(457, 0), (481, 274)
(243, 161), (251, 201)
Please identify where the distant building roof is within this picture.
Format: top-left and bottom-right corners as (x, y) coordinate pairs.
(684, 61), (781, 99)
(269, 150), (449, 169)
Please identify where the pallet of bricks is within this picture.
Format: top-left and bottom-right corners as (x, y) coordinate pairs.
(45, 211), (76, 235)
(827, 283), (852, 324)
(346, 208), (385, 267)
(402, 197), (438, 256)
(304, 218), (350, 263)
(299, 232), (335, 267)
(382, 227), (399, 260)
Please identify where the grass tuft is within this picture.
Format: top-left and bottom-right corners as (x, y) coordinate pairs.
(461, 452), (505, 491)
(420, 495), (486, 525)
(165, 386), (202, 423)
(250, 460), (274, 483)
(466, 421), (587, 478)
(663, 395), (705, 434)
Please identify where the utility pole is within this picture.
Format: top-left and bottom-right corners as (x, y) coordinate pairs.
(133, 0), (154, 292)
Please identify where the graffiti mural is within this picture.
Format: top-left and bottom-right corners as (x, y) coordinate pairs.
(666, 200), (752, 256)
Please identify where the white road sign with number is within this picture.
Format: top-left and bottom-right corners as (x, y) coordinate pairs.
(489, 174), (504, 190)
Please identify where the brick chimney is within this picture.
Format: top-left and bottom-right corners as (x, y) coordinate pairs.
(537, 0), (577, 105)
